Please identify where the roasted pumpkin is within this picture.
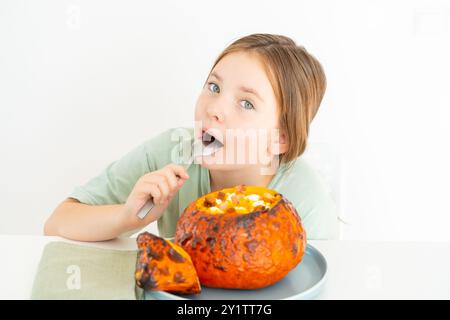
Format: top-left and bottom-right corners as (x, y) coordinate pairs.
(174, 185), (307, 289)
(135, 232), (201, 294)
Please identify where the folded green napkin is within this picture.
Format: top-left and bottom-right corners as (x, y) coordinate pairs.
(31, 241), (144, 300)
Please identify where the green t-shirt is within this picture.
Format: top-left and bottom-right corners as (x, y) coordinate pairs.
(69, 127), (339, 240)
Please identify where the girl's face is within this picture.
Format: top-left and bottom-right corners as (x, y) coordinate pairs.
(194, 51), (286, 171)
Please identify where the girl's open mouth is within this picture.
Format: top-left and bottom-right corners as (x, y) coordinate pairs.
(201, 128), (224, 149)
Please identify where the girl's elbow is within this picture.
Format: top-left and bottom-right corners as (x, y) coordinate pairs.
(44, 198), (78, 236)
(43, 215), (58, 236)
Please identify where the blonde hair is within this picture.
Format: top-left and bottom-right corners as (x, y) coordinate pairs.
(206, 33), (327, 169)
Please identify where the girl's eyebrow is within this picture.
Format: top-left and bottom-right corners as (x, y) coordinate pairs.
(239, 85), (264, 103)
(210, 72), (223, 82)
(209, 71), (264, 102)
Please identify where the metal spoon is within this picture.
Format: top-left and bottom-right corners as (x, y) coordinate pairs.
(136, 133), (223, 219)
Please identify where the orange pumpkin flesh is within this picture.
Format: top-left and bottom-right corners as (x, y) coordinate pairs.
(135, 232), (201, 294)
(175, 185), (307, 289)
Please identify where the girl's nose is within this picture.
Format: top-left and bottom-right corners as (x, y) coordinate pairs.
(206, 102), (225, 123)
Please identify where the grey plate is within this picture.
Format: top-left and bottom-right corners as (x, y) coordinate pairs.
(145, 244), (327, 300)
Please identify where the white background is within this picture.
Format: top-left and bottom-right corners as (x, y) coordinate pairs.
(1, 0), (449, 240)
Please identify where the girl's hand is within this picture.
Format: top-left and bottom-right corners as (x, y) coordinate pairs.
(120, 164), (190, 232)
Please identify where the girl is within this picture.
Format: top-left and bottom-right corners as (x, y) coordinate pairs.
(44, 33), (339, 241)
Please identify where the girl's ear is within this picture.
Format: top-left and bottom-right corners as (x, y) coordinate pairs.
(269, 129), (288, 156)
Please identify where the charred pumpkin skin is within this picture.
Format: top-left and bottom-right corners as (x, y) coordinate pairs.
(174, 185), (307, 289)
(135, 232), (201, 294)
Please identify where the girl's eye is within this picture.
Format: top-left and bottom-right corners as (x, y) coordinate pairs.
(207, 82), (220, 93)
(240, 100), (255, 110)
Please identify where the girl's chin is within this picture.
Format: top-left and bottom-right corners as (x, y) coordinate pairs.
(195, 155), (229, 169)
(195, 156), (252, 171)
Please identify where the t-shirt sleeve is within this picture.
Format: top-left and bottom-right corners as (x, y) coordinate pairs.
(278, 160), (340, 240)
(68, 129), (174, 205)
(298, 191), (340, 240)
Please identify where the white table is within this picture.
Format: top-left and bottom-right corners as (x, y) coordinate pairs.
(1, 235), (449, 299)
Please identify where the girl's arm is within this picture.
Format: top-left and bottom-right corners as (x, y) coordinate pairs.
(44, 164), (190, 241)
(44, 198), (135, 241)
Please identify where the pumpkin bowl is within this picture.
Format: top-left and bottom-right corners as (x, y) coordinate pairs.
(174, 184), (306, 289)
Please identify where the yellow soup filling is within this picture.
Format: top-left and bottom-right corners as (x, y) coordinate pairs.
(198, 186), (280, 214)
